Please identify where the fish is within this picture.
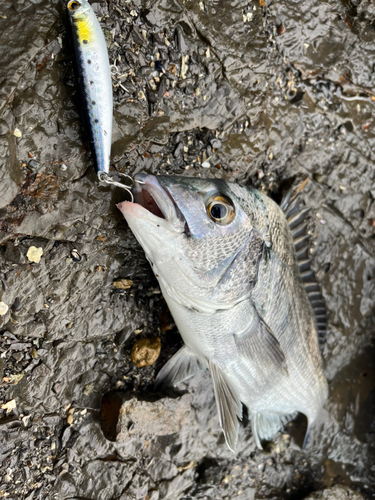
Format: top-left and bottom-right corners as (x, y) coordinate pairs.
(118, 174), (328, 451)
(67, 0), (112, 181)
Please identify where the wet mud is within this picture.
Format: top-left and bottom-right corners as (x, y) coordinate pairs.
(0, 0), (374, 498)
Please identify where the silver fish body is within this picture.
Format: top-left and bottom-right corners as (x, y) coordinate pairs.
(118, 174), (328, 451)
(67, 0), (112, 179)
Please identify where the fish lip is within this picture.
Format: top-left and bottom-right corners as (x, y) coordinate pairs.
(131, 174), (185, 232)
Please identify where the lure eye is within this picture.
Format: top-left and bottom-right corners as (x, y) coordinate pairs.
(68, 0), (81, 11)
(206, 195), (235, 225)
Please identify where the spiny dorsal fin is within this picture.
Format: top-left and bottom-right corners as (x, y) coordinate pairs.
(154, 345), (206, 391)
(281, 190), (327, 347)
(209, 361), (242, 453)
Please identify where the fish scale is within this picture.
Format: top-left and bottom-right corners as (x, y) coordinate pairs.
(118, 174), (328, 452)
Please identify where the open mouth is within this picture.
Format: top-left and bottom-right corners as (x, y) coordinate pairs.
(132, 174), (187, 232)
(135, 188), (165, 219)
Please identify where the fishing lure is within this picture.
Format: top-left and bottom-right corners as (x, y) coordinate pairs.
(67, 0), (133, 196)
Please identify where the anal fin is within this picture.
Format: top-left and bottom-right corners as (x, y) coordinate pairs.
(251, 412), (297, 450)
(209, 361), (242, 453)
(154, 346), (205, 391)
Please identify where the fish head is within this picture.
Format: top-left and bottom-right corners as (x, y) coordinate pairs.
(118, 175), (265, 308)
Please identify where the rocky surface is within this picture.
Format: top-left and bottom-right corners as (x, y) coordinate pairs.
(0, 0), (374, 498)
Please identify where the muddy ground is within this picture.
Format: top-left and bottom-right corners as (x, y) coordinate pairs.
(0, 0), (374, 498)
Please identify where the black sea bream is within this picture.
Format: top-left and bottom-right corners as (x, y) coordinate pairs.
(118, 174), (328, 451)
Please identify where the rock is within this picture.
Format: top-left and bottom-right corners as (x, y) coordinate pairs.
(112, 279), (133, 290)
(131, 337), (161, 367)
(1, 399), (17, 413)
(158, 468), (195, 500)
(116, 393), (192, 441)
(28, 159), (40, 169)
(303, 485), (365, 499)
(11, 297), (22, 312)
(0, 301), (9, 315)
(146, 458), (178, 482)
(210, 138), (222, 149)
(83, 383), (95, 396)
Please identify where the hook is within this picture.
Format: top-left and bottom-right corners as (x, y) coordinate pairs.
(98, 172), (134, 202)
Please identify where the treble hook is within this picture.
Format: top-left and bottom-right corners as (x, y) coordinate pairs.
(98, 172), (134, 202)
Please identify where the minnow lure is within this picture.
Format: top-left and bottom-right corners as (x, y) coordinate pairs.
(67, 0), (113, 183)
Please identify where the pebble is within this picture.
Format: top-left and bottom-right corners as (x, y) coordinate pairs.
(181, 55), (189, 79)
(26, 246), (43, 264)
(83, 383), (94, 396)
(113, 279), (133, 290)
(0, 302), (9, 316)
(210, 138), (222, 149)
(70, 249), (81, 262)
(13, 128), (22, 138)
(11, 297), (21, 312)
(1, 399), (16, 413)
(28, 159), (40, 169)
(22, 415), (31, 427)
(131, 337), (161, 367)
(8, 373), (24, 385)
(12, 352), (24, 362)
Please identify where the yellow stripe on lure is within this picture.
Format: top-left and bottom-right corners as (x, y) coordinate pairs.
(67, 0), (113, 180)
(74, 16), (93, 44)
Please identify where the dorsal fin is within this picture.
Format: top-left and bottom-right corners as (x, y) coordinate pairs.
(281, 190), (327, 347)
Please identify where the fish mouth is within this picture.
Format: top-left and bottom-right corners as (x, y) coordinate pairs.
(127, 174), (186, 233)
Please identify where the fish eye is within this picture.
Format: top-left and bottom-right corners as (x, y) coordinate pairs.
(206, 195), (234, 225)
(68, 0), (81, 11)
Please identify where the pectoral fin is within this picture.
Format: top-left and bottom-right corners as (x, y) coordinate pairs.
(234, 306), (287, 373)
(154, 346), (205, 391)
(209, 361), (243, 453)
